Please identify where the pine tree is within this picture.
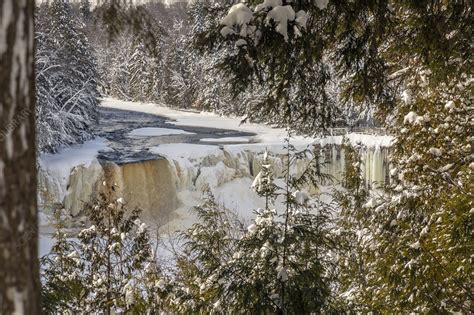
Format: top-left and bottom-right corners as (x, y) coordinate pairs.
(196, 2), (472, 311)
(332, 139), (373, 312)
(196, 1), (471, 133)
(35, 0), (99, 153)
(80, 0), (92, 22)
(161, 18), (201, 108)
(41, 185), (166, 314)
(40, 210), (86, 313)
(334, 83), (472, 312)
(251, 149), (277, 209)
(353, 74), (473, 313)
(173, 141), (338, 313)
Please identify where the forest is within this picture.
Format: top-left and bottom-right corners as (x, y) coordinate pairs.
(0, 0), (472, 314)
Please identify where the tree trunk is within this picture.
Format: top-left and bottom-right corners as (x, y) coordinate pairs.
(0, 0), (40, 314)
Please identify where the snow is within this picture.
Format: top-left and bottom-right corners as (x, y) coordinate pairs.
(292, 190), (309, 205)
(314, 133), (393, 148)
(277, 266), (288, 282)
(101, 98), (393, 150)
(38, 212), (51, 227)
(150, 143), (220, 165)
(39, 233), (56, 257)
(428, 147), (442, 157)
(267, 5), (296, 42)
(220, 26), (235, 37)
(445, 100), (455, 110)
(315, 0), (330, 10)
(39, 137), (110, 201)
(401, 90), (412, 104)
(363, 198), (377, 208)
(409, 241), (421, 250)
(128, 127), (195, 137)
(38, 98), (394, 243)
(200, 136), (251, 143)
(195, 162), (236, 191)
(403, 111), (419, 124)
(235, 39), (248, 47)
(221, 3), (253, 37)
(217, 178), (266, 217)
(101, 98), (315, 147)
(251, 171), (263, 189)
(295, 10), (309, 29)
(255, 0), (282, 12)
(247, 224), (258, 233)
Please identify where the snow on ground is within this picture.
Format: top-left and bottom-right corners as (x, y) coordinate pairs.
(316, 133), (393, 148)
(39, 234), (56, 258)
(39, 137), (108, 175)
(39, 138), (110, 202)
(39, 98), (394, 256)
(101, 98), (393, 148)
(163, 178), (273, 233)
(129, 127), (195, 137)
(200, 136), (252, 143)
(101, 98), (314, 146)
(150, 143), (220, 167)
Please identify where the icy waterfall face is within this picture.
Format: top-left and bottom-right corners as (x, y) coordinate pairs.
(319, 144), (390, 188)
(38, 144), (390, 220)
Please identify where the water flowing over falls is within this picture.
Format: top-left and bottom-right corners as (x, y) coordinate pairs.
(38, 143), (391, 228)
(37, 99), (393, 255)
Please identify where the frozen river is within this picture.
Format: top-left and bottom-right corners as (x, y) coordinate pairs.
(38, 98), (393, 257)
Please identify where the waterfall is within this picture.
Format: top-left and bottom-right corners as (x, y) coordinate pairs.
(38, 140), (391, 225)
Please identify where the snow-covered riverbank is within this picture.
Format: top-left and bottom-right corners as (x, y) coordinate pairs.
(38, 98), (393, 256)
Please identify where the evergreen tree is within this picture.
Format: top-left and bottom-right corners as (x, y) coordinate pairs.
(80, 0), (92, 22)
(332, 139), (373, 312)
(161, 18), (201, 108)
(196, 1), (471, 133)
(41, 185), (167, 314)
(197, 2), (472, 311)
(352, 74), (473, 313)
(40, 210), (87, 314)
(35, 0), (99, 153)
(173, 142), (338, 313)
(251, 149), (277, 209)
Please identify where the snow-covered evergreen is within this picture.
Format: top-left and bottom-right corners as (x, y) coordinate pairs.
(41, 185), (167, 313)
(33, 1), (472, 314)
(35, 1), (99, 153)
(172, 141), (338, 313)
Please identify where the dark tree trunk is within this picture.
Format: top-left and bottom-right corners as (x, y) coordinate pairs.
(0, 0), (40, 313)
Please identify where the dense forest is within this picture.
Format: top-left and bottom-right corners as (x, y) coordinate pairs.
(0, 0), (471, 314)
(35, 0), (379, 152)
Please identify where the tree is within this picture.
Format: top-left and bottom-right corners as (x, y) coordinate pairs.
(251, 149), (277, 209)
(196, 1), (471, 132)
(41, 185), (167, 314)
(40, 210), (86, 313)
(199, 2), (473, 311)
(35, 0), (100, 153)
(80, 0), (92, 22)
(1, 1), (162, 313)
(173, 142), (337, 313)
(332, 139), (373, 312)
(0, 0), (40, 313)
(353, 73), (473, 313)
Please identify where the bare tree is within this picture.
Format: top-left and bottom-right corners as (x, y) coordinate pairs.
(0, 0), (40, 313)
